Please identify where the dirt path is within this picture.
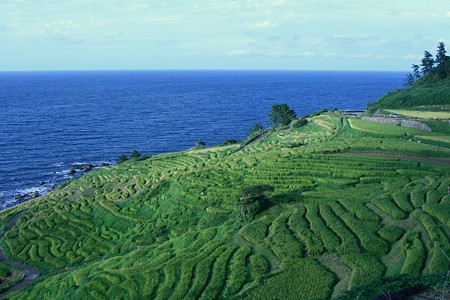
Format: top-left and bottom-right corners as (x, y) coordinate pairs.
(0, 210), (40, 298)
(230, 131), (269, 155)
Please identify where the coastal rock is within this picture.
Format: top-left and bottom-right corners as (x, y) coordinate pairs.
(68, 168), (76, 174)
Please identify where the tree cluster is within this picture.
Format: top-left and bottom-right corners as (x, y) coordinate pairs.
(248, 123), (264, 138)
(268, 104), (297, 127)
(237, 184), (273, 222)
(117, 149), (142, 164)
(406, 42), (449, 86)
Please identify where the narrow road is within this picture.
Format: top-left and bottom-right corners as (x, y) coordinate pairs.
(230, 131), (269, 155)
(0, 210), (40, 298)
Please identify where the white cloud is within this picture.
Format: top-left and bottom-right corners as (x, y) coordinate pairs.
(447, 12), (450, 17)
(143, 16), (183, 24)
(251, 20), (277, 29)
(227, 50), (251, 57)
(265, 51), (290, 58)
(301, 51), (316, 58)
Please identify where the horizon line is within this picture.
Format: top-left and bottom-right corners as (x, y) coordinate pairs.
(0, 68), (408, 73)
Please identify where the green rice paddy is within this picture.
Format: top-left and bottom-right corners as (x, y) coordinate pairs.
(0, 113), (449, 299)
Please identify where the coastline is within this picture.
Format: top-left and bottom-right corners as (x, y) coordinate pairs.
(0, 161), (112, 211)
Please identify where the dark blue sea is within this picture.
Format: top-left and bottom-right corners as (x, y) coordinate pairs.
(0, 70), (405, 209)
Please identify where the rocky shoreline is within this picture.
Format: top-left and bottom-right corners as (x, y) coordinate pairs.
(5, 162), (112, 210)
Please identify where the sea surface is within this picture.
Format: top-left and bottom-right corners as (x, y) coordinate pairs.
(0, 70), (405, 209)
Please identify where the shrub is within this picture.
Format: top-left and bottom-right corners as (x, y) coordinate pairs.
(237, 185), (273, 222)
(291, 118), (308, 128)
(223, 139), (239, 145)
(117, 154), (128, 164)
(130, 150), (141, 160)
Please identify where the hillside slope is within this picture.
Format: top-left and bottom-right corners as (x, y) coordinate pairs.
(0, 114), (449, 299)
(367, 60), (450, 113)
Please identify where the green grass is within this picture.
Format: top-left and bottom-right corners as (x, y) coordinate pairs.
(348, 118), (426, 136)
(366, 61), (450, 113)
(1, 114), (449, 299)
(348, 118), (450, 148)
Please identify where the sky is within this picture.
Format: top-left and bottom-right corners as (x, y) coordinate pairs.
(0, 0), (449, 71)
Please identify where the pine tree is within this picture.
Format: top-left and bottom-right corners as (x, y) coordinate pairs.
(435, 42), (448, 66)
(420, 51), (435, 75)
(412, 64), (421, 79)
(130, 149), (141, 160)
(405, 73), (415, 87)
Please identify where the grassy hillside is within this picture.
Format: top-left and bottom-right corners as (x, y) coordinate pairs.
(0, 113), (449, 299)
(367, 60), (450, 113)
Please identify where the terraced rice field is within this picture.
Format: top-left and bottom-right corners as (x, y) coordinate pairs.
(0, 114), (449, 299)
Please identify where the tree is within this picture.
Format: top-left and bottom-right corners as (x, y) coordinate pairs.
(248, 123), (264, 137)
(420, 51), (435, 75)
(130, 149), (141, 160)
(268, 104), (297, 127)
(436, 42), (448, 66)
(117, 154), (128, 164)
(405, 73), (415, 87)
(238, 185), (273, 222)
(412, 64), (421, 80)
(223, 139), (239, 145)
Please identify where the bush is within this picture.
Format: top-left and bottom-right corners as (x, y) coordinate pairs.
(291, 118), (308, 128)
(223, 139), (240, 145)
(248, 123), (264, 137)
(130, 150), (141, 160)
(117, 154), (128, 164)
(238, 185), (273, 222)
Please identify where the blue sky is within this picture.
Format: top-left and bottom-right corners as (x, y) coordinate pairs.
(0, 0), (449, 71)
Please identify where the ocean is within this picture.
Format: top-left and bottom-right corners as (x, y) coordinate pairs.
(0, 70), (405, 209)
